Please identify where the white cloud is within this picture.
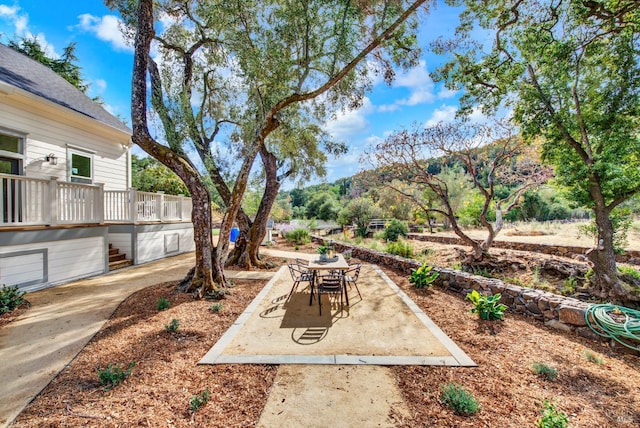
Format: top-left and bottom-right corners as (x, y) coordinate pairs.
(92, 78), (107, 93)
(393, 60), (436, 106)
(424, 105), (458, 127)
(324, 97), (374, 140)
(0, 4), (27, 36)
(76, 13), (131, 52)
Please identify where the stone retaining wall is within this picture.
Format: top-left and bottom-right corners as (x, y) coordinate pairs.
(313, 237), (638, 355)
(407, 233), (640, 265)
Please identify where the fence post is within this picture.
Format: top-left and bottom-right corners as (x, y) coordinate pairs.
(129, 188), (137, 223)
(157, 191), (165, 222)
(48, 176), (58, 226)
(96, 183), (105, 224)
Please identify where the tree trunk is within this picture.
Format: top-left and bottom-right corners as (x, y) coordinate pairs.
(587, 206), (624, 300)
(231, 148), (281, 269)
(131, 0), (223, 297)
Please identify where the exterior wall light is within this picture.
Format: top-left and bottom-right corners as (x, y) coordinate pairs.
(45, 153), (58, 165)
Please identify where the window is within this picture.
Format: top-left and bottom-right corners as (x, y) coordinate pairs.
(0, 129), (25, 176)
(69, 149), (93, 184)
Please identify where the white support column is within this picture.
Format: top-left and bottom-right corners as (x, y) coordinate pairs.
(157, 191), (165, 222)
(129, 188), (137, 223)
(48, 176), (58, 226)
(96, 183), (105, 224)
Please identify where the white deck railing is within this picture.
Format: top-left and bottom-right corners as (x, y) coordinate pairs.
(0, 174), (191, 227)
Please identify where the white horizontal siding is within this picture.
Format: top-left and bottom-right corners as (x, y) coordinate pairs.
(0, 96), (129, 190)
(0, 236), (105, 289)
(0, 252), (44, 286)
(136, 226), (195, 264)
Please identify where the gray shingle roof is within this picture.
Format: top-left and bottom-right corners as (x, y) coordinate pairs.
(0, 43), (131, 134)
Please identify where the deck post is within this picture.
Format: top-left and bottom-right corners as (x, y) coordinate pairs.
(48, 176), (58, 226)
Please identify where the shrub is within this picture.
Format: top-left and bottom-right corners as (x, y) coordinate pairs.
(285, 228), (311, 245)
(97, 362), (135, 390)
(189, 388), (211, 412)
(409, 263), (439, 289)
(440, 383), (480, 416)
(537, 399), (568, 428)
(209, 303), (223, 313)
(165, 318), (180, 333)
(466, 290), (508, 320)
(156, 297), (170, 311)
(386, 240), (413, 258)
(384, 219), (408, 242)
(0, 285), (26, 315)
(532, 363), (558, 381)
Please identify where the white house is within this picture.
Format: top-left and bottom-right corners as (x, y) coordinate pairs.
(0, 43), (195, 291)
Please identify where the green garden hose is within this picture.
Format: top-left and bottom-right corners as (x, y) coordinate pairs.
(585, 304), (640, 352)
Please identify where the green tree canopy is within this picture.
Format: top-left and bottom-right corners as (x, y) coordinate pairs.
(432, 0), (640, 301)
(9, 37), (89, 93)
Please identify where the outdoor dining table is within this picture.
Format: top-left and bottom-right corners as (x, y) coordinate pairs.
(306, 253), (351, 306)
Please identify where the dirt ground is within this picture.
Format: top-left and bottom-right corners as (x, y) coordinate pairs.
(4, 235), (640, 427)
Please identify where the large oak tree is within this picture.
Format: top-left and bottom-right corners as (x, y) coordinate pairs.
(432, 0), (640, 301)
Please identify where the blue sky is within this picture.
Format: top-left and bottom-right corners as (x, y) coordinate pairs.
(0, 1), (472, 186)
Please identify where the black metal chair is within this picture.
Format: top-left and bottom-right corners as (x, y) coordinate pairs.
(287, 263), (313, 302)
(343, 263), (362, 299)
(315, 273), (344, 315)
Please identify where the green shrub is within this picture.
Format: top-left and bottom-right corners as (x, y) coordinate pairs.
(440, 383), (480, 416)
(0, 285), (26, 314)
(384, 219), (408, 242)
(466, 290), (508, 320)
(97, 362), (135, 390)
(409, 262), (439, 289)
(619, 265), (640, 280)
(386, 240), (413, 258)
(209, 303), (223, 313)
(156, 297), (170, 311)
(537, 399), (568, 428)
(189, 388), (211, 412)
(165, 318), (180, 333)
(532, 363), (558, 381)
(285, 228), (311, 245)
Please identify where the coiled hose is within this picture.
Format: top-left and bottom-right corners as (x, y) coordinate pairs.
(585, 304), (640, 352)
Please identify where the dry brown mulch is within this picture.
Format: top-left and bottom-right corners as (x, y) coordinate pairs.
(9, 243), (640, 427)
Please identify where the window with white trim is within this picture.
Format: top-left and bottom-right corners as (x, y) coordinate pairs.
(0, 129), (25, 175)
(68, 148), (93, 184)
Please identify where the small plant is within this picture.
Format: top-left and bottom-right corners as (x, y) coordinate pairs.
(209, 303), (223, 313)
(466, 290), (508, 321)
(156, 297), (170, 311)
(619, 265), (640, 281)
(409, 262), (439, 289)
(440, 383), (480, 416)
(383, 219), (408, 242)
(532, 363), (558, 381)
(385, 240), (413, 258)
(317, 245), (329, 255)
(189, 388), (211, 413)
(471, 266), (492, 278)
(561, 276), (577, 295)
(584, 351), (604, 365)
(451, 262), (462, 271)
(0, 285), (26, 314)
(97, 361), (135, 390)
(285, 228), (311, 245)
(165, 318), (180, 333)
(537, 399), (569, 428)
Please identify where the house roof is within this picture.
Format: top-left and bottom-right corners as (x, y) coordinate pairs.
(0, 43), (131, 135)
